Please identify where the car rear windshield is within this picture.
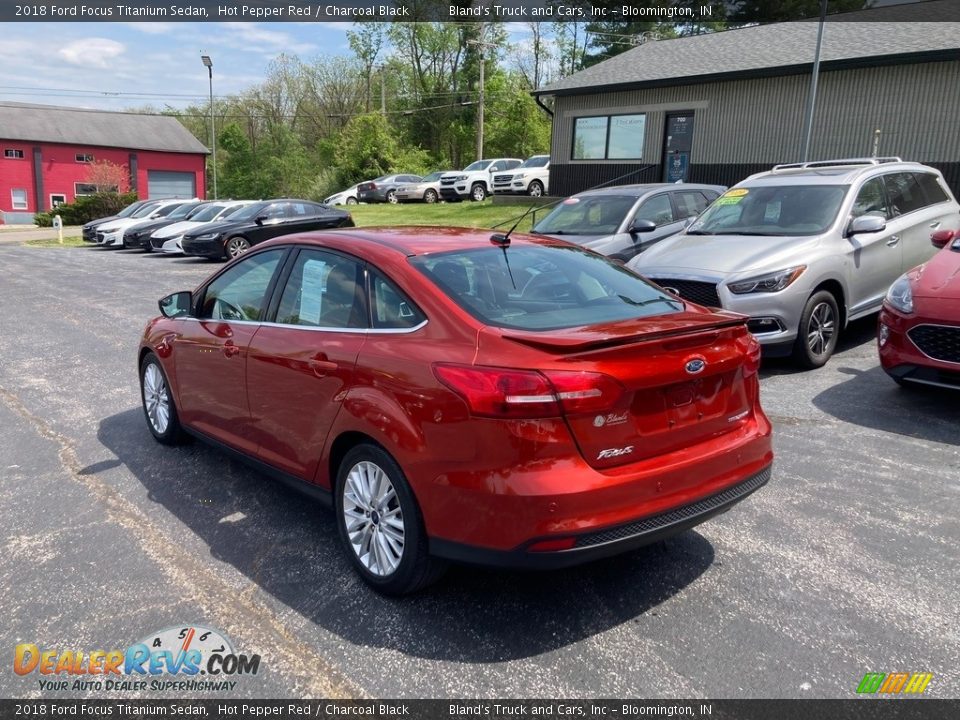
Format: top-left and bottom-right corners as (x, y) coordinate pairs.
(410, 244), (683, 331)
(532, 195), (636, 236)
(519, 156), (549, 168)
(688, 184), (848, 236)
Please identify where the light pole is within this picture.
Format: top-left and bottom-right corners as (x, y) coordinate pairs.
(201, 54), (217, 199)
(800, 0), (828, 163)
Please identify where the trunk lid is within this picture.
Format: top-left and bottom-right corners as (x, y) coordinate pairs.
(479, 313), (758, 469)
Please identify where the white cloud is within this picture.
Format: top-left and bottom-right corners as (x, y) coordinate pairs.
(58, 38), (126, 69)
(218, 22), (317, 55)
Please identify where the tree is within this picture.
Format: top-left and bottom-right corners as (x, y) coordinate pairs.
(86, 159), (129, 193)
(347, 22), (386, 112)
(333, 113), (402, 185)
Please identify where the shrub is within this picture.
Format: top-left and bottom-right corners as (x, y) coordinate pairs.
(35, 192), (138, 227)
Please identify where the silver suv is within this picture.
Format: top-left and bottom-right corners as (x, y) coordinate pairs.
(630, 158), (960, 367)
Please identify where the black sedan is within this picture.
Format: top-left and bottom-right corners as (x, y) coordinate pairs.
(180, 200), (354, 260)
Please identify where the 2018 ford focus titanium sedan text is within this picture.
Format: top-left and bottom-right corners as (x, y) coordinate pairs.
(139, 228), (773, 594)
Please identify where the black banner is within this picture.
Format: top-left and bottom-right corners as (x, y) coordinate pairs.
(2, 0), (959, 23)
(1, 700), (959, 720)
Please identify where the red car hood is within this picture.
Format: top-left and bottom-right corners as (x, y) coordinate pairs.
(913, 246), (960, 299)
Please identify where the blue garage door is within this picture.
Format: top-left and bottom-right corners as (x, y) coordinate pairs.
(147, 170), (196, 199)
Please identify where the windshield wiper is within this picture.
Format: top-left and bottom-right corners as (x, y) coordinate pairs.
(685, 229), (714, 235)
(618, 294), (684, 309)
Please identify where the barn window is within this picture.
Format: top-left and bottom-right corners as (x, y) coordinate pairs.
(11, 188), (28, 210)
(75, 153), (94, 163)
(4, 149), (24, 159)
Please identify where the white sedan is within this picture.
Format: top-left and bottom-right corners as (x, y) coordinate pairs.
(149, 201), (254, 254)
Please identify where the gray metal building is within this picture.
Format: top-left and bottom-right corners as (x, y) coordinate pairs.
(533, 5), (960, 197)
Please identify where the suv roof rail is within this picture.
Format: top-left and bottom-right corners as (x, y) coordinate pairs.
(771, 157), (903, 172)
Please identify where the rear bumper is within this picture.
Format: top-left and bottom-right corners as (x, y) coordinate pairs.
(432, 464), (772, 569)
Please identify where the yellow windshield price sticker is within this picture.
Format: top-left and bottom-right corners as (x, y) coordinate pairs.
(715, 188), (749, 205)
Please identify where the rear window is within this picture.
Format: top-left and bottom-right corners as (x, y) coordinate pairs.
(915, 172), (950, 205)
(410, 245), (683, 331)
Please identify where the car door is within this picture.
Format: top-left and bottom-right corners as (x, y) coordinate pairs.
(299, 202), (350, 233)
(246, 248), (368, 480)
(845, 176), (903, 316)
(173, 248), (287, 453)
(248, 202), (291, 245)
(885, 172), (947, 272)
(623, 193), (686, 258)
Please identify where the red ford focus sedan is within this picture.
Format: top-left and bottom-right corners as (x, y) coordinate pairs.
(879, 228), (960, 389)
(138, 228), (773, 594)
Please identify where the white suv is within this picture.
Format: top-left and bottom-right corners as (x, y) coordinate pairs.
(492, 155), (550, 197)
(631, 158), (960, 368)
(439, 158), (522, 202)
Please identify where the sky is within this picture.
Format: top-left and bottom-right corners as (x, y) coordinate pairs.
(0, 22), (362, 112)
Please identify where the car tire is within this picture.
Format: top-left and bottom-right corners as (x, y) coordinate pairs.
(224, 236), (251, 260)
(528, 180), (545, 198)
(471, 183), (488, 202)
(335, 443), (446, 595)
(423, 189), (438, 204)
(386, 190), (398, 204)
(345, 197), (358, 206)
(792, 290), (840, 369)
(139, 353), (186, 445)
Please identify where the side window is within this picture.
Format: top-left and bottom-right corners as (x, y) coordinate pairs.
(915, 173), (949, 206)
(262, 202), (289, 221)
(506, 160), (522, 170)
(883, 173), (926, 216)
(275, 250), (366, 329)
(369, 270), (426, 329)
(851, 178), (891, 220)
(199, 249), (284, 321)
(634, 195), (675, 225)
(674, 192), (709, 219)
(290, 202), (312, 217)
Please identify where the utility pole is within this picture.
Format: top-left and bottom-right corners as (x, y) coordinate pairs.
(476, 39), (485, 160)
(380, 66), (387, 115)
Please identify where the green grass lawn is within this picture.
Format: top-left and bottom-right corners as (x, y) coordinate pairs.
(347, 200), (551, 234)
(25, 236), (87, 248)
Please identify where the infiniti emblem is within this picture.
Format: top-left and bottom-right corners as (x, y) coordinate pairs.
(685, 358), (706, 375)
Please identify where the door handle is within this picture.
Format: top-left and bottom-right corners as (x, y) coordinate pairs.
(311, 355), (338, 376)
(930, 221), (941, 228)
(886, 235), (901, 247)
(222, 341), (240, 358)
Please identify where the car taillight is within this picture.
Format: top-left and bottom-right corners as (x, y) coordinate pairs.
(433, 364), (622, 419)
(743, 336), (762, 377)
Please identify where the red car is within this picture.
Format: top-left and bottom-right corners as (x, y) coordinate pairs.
(879, 228), (960, 389)
(138, 228), (773, 594)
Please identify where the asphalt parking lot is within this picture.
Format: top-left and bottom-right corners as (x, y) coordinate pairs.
(1, 242), (958, 700)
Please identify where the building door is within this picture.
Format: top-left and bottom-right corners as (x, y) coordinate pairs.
(662, 112), (695, 183)
(147, 170), (195, 199)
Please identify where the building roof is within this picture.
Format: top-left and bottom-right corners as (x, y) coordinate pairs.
(535, 2), (960, 97)
(0, 102), (209, 154)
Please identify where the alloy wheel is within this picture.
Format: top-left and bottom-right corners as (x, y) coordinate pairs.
(806, 301), (836, 357)
(341, 460), (405, 577)
(226, 237), (250, 259)
(387, 191), (398, 204)
(143, 364), (170, 434)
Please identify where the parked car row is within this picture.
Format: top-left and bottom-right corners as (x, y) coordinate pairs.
(83, 198), (354, 260)
(323, 154), (552, 207)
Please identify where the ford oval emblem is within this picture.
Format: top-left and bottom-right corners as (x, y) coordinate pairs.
(685, 358), (706, 375)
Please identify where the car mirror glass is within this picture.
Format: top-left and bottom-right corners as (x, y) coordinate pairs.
(158, 291), (192, 318)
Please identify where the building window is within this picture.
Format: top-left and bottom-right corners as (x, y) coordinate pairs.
(74, 183), (99, 197)
(11, 188), (28, 210)
(572, 113), (646, 161)
(4, 148), (24, 159)
(75, 153), (94, 163)
(50, 194), (67, 208)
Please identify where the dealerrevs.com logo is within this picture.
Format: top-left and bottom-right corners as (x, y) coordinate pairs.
(14, 625), (261, 693)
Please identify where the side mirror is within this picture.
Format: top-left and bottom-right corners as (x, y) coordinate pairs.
(158, 291), (192, 318)
(931, 229), (957, 249)
(847, 214), (886, 236)
(255, 215), (268, 225)
(629, 219), (657, 234)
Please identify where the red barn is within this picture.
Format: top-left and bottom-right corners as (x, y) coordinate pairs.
(0, 101), (208, 225)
